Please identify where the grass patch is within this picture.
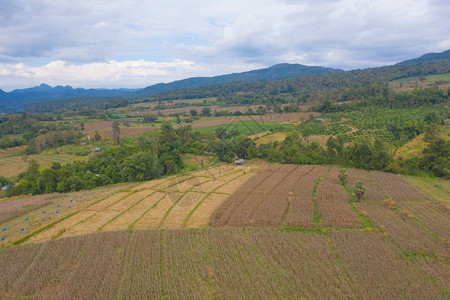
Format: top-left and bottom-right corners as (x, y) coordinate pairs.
(193, 120), (290, 135)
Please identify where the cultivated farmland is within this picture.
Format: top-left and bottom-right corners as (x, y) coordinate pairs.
(0, 161), (263, 246)
(0, 162), (449, 298)
(209, 164), (363, 228)
(0, 153), (82, 178)
(0, 228), (448, 299)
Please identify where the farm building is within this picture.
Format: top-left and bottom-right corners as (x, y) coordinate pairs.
(234, 159), (245, 165)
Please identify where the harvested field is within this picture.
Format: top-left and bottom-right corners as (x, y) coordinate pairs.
(415, 257), (450, 293)
(211, 165), (335, 228)
(0, 194), (58, 224)
(251, 175), (299, 226)
(185, 194), (230, 228)
(0, 153), (80, 178)
(84, 121), (114, 131)
(371, 171), (428, 201)
(287, 165), (327, 227)
(116, 230), (163, 298)
(1, 160), (449, 299)
(396, 200), (450, 241)
(2, 228), (447, 299)
(0, 163), (263, 246)
(240, 229), (354, 298)
(133, 194), (176, 229)
(331, 231), (442, 299)
(356, 201), (449, 256)
(251, 131), (287, 146)
(161, 192), (205, 228)
(0, 190), (107, 245)
(316, 168), (361, 228)
(102, 192), (166, 231)
(347, 169), (386, 201)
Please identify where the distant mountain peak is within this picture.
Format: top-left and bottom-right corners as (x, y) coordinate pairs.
(398, 49), (450, 65)
(140, 63), (343, 96)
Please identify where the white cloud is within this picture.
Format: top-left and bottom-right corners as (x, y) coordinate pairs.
(0, 59), (200, 91)
(0, 0), (449, 90)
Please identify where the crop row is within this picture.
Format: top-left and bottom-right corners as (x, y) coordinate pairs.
(316, 168), (361, 228)
(210, 165), (329, 227)
(0, 229), (445, 299)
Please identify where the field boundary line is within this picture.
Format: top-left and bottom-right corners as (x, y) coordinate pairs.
(368, 172), (447, 243)
(214, 168), (272, 226)
(55, 191), (135, 238)
(326, 234), (361, 297)
(312, 167), (331, 225)
(128, 194), (167, 230)
(97, 190), (157, 231)
(281, 195), (292, 227)
(158, 179), (214, 228)
(11, 191), (122, 245)
(116, 231), (137, 297)
(10, 243), (46, 288)
(159, 230), (169, 298)
(341, 183), (375, 228)
(131, 172), (195, 193)
(248, 168), (293, 222)
(181, 171), (251, 228)
(410, 257), (450, 299)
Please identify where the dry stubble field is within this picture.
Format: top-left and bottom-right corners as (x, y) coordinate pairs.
(0, 161), (264, 246)
(0, 162), (449, 299)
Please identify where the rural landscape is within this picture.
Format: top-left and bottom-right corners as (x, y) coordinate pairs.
(1, 2), (450, 297)
(0, 49), (448, 298)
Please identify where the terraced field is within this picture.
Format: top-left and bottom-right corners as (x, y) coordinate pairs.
(0, 162), (449, 299)
(0, 161), (263, 246)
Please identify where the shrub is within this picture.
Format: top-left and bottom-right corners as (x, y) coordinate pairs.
(353, 181), (366, 201)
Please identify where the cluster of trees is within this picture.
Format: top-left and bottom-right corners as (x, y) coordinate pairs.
(25, 130), (82, 154)
(4, 124), (183, 196)
(257, 128), (448, 178)
(0, 112), (62, 136)
(0, 137), (25, 149)
(3, 112), (449, 197)
(4, 123), (257, 196)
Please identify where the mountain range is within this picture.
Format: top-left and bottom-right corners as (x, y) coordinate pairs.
(0, 63), (342, 108)
(0, 49), (449, 111)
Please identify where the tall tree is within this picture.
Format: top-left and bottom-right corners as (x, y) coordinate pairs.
(112, 121), (120, 145)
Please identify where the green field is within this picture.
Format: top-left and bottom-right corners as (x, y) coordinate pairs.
(193, 120), (291, 135)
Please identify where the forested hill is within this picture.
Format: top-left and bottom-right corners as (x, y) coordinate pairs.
(0, 84), (137, 105)
(16, 49), (450, 112)
(0, 64), (341, 109)
(398, 49), (450, 65)
(137, 63), (343, 96)
(133, 51), (450, 105)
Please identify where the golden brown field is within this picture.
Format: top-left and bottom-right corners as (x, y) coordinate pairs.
(0, 162), (448, 299)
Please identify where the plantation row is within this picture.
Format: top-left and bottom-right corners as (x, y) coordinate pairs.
(0, 228), (447, 299)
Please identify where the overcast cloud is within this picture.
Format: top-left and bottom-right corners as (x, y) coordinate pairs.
(0, 0), (449, 91)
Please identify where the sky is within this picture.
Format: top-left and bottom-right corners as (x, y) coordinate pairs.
(0, 0), (449, 91)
